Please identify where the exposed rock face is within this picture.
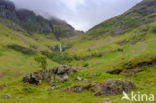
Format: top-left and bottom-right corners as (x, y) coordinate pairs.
(23, 65), (77, 85)
(65, 79), (135, 96)
(0, 0), (82, 38)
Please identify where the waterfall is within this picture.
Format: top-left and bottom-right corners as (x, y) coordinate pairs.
(59, 44), (62, 52)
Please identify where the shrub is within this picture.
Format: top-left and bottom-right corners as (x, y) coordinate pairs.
(73, 54), (80, 60)
(151, 26), (156, 34)
(7, 44), (36, 55)
(83, 63), (89, 67)
(41, 50), (72, 64)
(34, 56), (47, 69)
(22, 86), (39, 94)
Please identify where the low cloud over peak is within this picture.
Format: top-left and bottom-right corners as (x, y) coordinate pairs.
(10, 0), (142, 31)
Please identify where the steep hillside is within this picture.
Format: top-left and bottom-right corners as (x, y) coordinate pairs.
(86, 0), (156, 38)
(0, 18), (60, 83)
(0, 0), (82, 39)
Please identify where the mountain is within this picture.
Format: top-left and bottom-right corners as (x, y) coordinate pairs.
(0, 0), (82, 39)
(0, 0), (156, 103)
(86, 0), (156, 38)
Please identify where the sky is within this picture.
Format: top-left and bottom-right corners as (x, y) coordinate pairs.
(10, 0), (142, 31)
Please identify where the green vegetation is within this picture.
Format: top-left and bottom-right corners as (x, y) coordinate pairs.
(0, 0), (156, 103)
(7, 44), (36, 55)
(34, 56), (48, 70)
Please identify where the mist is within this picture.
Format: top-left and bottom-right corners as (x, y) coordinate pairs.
(10, 0), (142, 31)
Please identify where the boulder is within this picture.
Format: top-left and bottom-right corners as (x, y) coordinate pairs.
(65, 79), (135, 96)
(23, 72), (42, 85)
(55, 74), (69, 82)
(94, 79), (135, 96)
(66, 86), (83, 93)
(75, 76), (82, 81)
(49, 76), (54, 85)
(53, 65), (77, 75)
(23, 65), (77, 85)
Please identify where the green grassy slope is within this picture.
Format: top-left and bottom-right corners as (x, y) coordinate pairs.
(0, 0), (156, 103)
(0, 18), (60, 83)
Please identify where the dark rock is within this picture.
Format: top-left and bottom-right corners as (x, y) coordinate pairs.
(82, 79), (90, 83)
(4, 94), (10, 99)
(90, 74), (97, 78)
(106, 69), (123, 75)
(74, 86), (83, 93)
(23, 72), (42, 85)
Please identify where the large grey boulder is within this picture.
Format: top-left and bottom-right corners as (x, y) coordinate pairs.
(55, 73), (69, 82)
(94, 79), (135, 96)
(23, 65), (77, 85)
(65, 79), (135, 96)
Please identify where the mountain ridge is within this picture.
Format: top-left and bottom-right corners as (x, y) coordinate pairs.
(86, 0), (156, 38)
(0, 0), (82, 39)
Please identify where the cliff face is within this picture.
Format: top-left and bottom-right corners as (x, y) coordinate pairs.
(0, 0), (82, 38)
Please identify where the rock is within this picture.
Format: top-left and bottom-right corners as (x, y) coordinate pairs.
(104, 98), (112, 103)
(65, 79), (135, 96)
(95, 79), (135, 96)
(4, 94), (10, 99)
(53, 65), (77, 75)
(23, 72), (43, 85)
(48, 86), (55, 91)
(90, 74), (96, 78)
(23, 65), (77, 85)
(83, 79), (90, 83)
(64, 86), (83, 93)
(106, 69), (123, 75)
(49, 76), (54, 85)
(55, 74), (69, 82)
(75, 76), (82, 81)
(74, 86), (83, 93)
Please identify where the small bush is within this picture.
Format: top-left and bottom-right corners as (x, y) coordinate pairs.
(73, 54), (81, 60)
(22, 86), (39, 94)
(151, 26), (156, 34)
(83, 63), (89, 67)
(34, 56), (47, 70)
(41, 50), (72, 64)
(7, 44), (36, 55)
(117, 48), (124, 52)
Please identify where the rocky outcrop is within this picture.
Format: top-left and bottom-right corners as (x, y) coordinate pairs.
(65, 79), (135, 96)
(23, 65), (77, 85)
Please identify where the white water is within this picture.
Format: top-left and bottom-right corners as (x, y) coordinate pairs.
(59, 44), (62, 52)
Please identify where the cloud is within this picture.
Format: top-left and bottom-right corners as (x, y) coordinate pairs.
(10, 0), (142, 31)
